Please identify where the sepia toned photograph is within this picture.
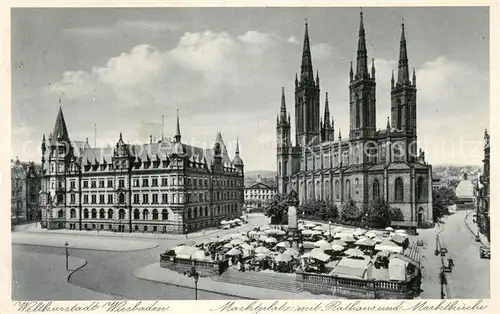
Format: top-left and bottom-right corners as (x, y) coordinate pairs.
(10, 5), (490, 302)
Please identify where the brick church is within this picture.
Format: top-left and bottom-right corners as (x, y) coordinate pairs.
(276, 12), (433, 225)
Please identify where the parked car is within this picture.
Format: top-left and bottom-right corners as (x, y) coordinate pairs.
(480, 246), (490, 259)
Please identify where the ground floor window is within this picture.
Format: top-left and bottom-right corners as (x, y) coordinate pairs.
(143, 226), (147, 232)
(108, 224), (112, 230)
(92, 224), (96, 229)
(100, 224), (104, 230)
(84, 223), (88, 229)
(153, 226), (157, 232)
(163, 226), (166, 233)
(135, 225), (138, 231)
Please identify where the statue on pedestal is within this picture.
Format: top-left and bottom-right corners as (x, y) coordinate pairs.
(284, 190), (301, 248)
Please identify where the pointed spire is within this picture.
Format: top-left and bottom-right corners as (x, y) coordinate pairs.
(280, 87), (287, 122)
(316, 70), (320, 87)
(235, 137), (240, 156)
(174, 109), (181, 142)
(412, 67), (416, 86)
(391, 70), (395, 89)
(356, 9), (369, 79)
(300, 20), (314, 85)
(323, 92), (330, 128)
(371, 58), (375, 79)
(295, 73), (299, 89)
(119, 132), (123, 141)
(349, 61), (354, 81)
(338, 128), (342, 141)
(397, 19), (410, 84)
(51, 106), (70, 145)
(386, 116), (391, 129)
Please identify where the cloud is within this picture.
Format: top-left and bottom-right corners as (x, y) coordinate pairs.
(287, 36), (299, 44)
(311, 43), (335, 60)
(49, 30), (316, 112)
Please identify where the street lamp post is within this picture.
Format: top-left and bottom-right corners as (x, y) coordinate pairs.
(439, 266), (446, 299)
(365, 213), (368, 229)
(184, 260), (200, 300)
(328, 221), (332, 240)
(65, 242), (69, 271)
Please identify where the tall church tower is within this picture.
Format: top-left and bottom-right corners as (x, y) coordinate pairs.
(277, 87), (291, 194)
(295, 22), (321, 147)
(390, 21), (417, 160)
(349, 11), (377, 141)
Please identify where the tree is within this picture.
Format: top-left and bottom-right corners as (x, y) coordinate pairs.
(298, 200), (338, 221)
(389, 207), (405, 222)
(264, 195), (288, 225)
(340, 199), (363, 225)
(365, 199), (392, 228)
(432, 187), (452, 222)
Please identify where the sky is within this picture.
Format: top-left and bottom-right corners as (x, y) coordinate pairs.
(11, 7), (490, 171)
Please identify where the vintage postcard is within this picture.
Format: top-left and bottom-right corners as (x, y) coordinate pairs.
(2, 1), (498, 314)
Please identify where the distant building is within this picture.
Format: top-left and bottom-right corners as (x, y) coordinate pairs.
(432, 176), (446, 191)
(455, 173), (474, 204)
(244, 175), (278, 207)
(475, 130), (490, 241)
(11, 158), (41, 223)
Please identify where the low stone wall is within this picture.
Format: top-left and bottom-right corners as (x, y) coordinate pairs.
(296, 271), (416, 299)
(160, 254), (229, 277)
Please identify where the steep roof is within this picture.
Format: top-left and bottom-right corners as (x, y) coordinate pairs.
(51, 107), (70, 145)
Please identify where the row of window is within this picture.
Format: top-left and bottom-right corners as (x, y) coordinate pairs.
(294, 144), (407, 172)
(291, 177), (427, 202)
(59, 204), (239, 221)
(74, 176), (241, 189)
(76, 191), (237, 205)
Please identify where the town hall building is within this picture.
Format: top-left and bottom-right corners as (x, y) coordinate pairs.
(276, 12), (433, 225)
(39, 109), (244, 234)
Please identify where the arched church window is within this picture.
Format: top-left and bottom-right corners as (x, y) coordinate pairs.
(356, 94), (361, 128)
(397, 99), (402, 129)
(335, 180), (340, 199)
(355, 178), (360, 195)
(134, 209), (140, 220)
(416, 177), (425, 201)
(372, 179), (380, 200)
(346, 180), (351, 199)
(395, 177), (404, 202)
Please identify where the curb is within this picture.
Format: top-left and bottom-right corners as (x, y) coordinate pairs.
(133, 272), (254, 300)
(463, 211), (487, 247)
(68, 259), (87, 283)
(12, 242), (159, 253)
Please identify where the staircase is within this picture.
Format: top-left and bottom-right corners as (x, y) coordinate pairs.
(214, 268), (302, 293)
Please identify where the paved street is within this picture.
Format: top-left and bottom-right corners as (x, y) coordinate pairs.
(12, 213), (268, 300)
(418, 208), (490, 299)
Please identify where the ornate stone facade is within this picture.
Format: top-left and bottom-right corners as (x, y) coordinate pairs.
(276, 13), (433, 225)
(39, 108), (244, 234)
(11, 158), (41, 223)
(475, 129), (490, 241)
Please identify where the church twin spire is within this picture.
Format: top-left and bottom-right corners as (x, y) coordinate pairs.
(300, 21), (315, 86)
